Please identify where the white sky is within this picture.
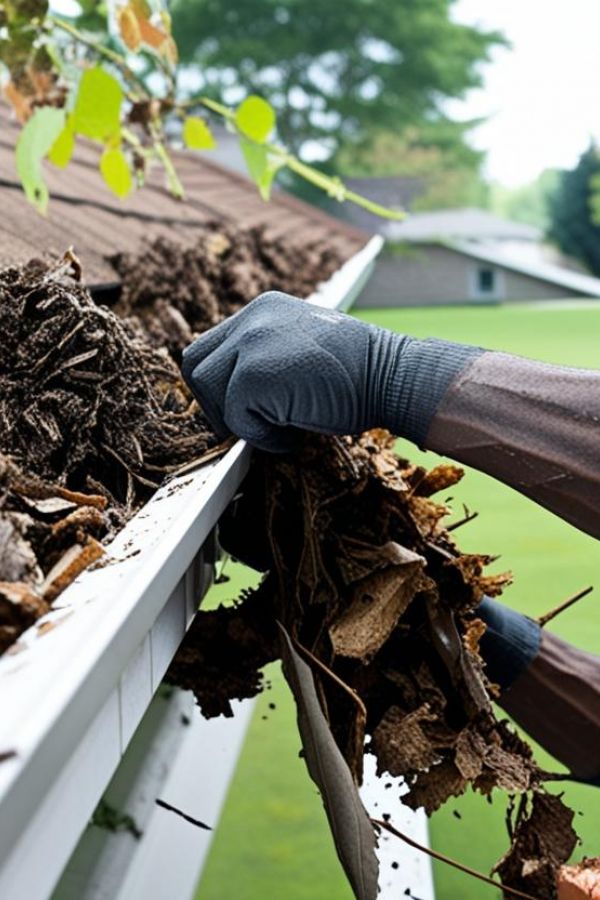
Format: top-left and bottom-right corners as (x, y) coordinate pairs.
(450, 0), (600, 187)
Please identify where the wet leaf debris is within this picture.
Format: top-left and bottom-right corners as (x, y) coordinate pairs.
(169, 430), (579, 899)
(0, 253), (215, 518)
(110, 223), (343, 359)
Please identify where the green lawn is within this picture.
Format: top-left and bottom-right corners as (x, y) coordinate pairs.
(197, 301), (600, 900)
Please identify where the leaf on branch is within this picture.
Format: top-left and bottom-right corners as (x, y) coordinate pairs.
(278, 624), (379, 900)
(240, 138), (283, 201)
(117, 4), (141, 51)
(235, 95), (276, 143)
(48, 116), (75, 168)
(117, 0), (177, 62)
(183, 116), (216, 151)
(15, 106), (65, 213)
(99, 147), (133, 199)
(73, 67), (122, 141)
(3, 80), (31, 123)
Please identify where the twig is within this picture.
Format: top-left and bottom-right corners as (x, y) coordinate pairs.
(155, 798), (211, 830)
(100, 443), (160, 489)
(447, 510), (479, 532)
(47, 15), (149, 99)
(537, 586), (593, 627)
(293, 638), (367, 722)
(168, 438), (237, 476)
(372, 818), (539, 900)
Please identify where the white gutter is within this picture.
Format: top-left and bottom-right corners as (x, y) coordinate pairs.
(0, 234), (398, 899)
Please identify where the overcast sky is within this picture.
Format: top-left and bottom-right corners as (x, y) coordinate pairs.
(450, 0), (600, 187)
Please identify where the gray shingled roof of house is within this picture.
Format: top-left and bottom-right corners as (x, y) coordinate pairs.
(383, 207), (542, 243)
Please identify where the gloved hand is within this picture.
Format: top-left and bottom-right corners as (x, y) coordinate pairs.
(181, 291), (481, 453)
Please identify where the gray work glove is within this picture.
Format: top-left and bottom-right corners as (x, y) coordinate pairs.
(181, 291), (480, 453)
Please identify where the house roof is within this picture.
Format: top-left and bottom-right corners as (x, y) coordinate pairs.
(0, 109), (367, 286)
(333, 175), (424, 233)
(450, 239), (600, 298)
(383, 208), (542, 243)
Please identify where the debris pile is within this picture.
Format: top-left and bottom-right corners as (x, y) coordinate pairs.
(169, 430), (579, 899)
(0, 229), (339, 651)
(110, 223), (343, 358)
(0, 254), (214, 519)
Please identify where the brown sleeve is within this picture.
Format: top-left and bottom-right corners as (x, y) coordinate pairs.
(498, 629), (600, 782)
(426, 351), (600, 539)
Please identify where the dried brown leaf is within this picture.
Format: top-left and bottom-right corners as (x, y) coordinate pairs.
(330, 544), (424, 662)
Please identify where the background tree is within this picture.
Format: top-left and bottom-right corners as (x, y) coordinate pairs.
(170, 0), (505, 160)
(0, 0), (401, 217)
(548, 145), (600, 275)
(490, 169), (559, 231)
(333, 120), (488, 209)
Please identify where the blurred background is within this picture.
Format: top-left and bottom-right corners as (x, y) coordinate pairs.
(63, 0), (600, 896)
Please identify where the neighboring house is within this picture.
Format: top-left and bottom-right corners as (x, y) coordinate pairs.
(355, 207), (600, 307)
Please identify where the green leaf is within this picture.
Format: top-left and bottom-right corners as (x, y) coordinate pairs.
(16, 106), (65, 213)
(235, 95), (275, 143)
(99, 147), (133, 199)
(182, 116), (216, 150)
(48, 116), (75, 168)
(240, 138), (282, 201)
(73, 67), (123, 141)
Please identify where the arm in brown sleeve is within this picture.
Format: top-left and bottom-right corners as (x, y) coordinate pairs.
(424, 351), (600, 540)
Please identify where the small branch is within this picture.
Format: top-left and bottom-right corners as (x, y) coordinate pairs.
(294, 638), (367, 722)
(156, 798), (211, 830)
(537, 586), (593, 627)
(177, 95), (405, 220)
(372, 818), (539, 900)
(447, 510), (479, 532)
(47, 15), (149, 99)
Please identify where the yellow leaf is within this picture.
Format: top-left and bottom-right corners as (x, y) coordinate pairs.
(235, 95), (276, 144)
(48, 117), (75, 168)
(183, 116), (216, 151)
(100, 147), (133, 199)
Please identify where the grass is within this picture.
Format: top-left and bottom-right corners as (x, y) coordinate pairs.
(197, 301), (600, 900)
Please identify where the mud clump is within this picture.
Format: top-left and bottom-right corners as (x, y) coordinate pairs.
(110, 223), (343, 359)
(169, 430), (578, 899)
(0, 254), (214, 518)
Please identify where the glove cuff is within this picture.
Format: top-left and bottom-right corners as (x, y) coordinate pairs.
(380, 336), (484, 446)
(477, 596), (542, 691)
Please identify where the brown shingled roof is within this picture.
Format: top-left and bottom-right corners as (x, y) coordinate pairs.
(0, 108), (368, 286)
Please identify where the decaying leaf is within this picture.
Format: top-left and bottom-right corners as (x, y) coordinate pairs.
(372, 704), (442, 776)
(330, 543), (424, 661)
(415, 463), (464, 497)
(493, 793), (578, 898)
(279, 624), (379, 900)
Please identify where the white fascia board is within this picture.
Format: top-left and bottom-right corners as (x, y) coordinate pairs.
(0, 234), (383, 886)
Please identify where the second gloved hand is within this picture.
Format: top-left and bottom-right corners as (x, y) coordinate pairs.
(181, 291), (480, 452)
